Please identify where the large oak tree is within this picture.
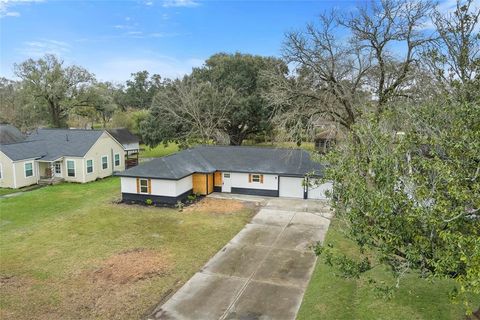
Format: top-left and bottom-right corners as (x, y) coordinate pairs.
(14, 54), (94, 128)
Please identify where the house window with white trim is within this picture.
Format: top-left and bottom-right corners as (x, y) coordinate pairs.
(139, 179), (148, 193)
(54, 162), (61, 174)
(102, 156), (108, 170)
(0, 163), (3, 179)
(86, 159), (94, 174)
(67, 160), (75, 177)
(114, 153), (120, 167)
(25, 162), (33, 177)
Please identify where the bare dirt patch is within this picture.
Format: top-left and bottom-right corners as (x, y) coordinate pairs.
(51, 248), (175, 319)
(184, 198), (246, 214)
(89, 248), (172, 284)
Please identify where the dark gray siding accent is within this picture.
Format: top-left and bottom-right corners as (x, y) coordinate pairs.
(122, 189), (193, 205)
(213, 186), (222, 192)
(231, 187), (279, 197)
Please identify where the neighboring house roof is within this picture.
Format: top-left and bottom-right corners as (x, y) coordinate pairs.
(0, 140), (47, 161)
(106, 128), (139, 146)
(0, 124), (25, 144)
(117, 145), (325, 179)
(0, 128), (105, 161)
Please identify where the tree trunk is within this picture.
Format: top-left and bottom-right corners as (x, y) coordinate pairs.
(229, 135), (244, 146)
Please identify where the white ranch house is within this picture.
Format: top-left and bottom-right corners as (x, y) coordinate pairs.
(117, 145), (332, 205)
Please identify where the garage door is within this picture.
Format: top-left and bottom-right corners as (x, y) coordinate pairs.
(308, 182), (332, 200)
(279, 177), (304, 198)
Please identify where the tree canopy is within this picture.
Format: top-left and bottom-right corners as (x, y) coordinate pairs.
(14, 54), (94, 128)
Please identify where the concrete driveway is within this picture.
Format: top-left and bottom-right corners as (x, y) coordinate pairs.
(150, 196), (332, 320)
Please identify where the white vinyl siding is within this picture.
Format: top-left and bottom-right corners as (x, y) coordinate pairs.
(308, 182), (333, 200)
(230, 173), (278, 190)
(24, 162), (33, 177)
(120, 176), (193, 197)
(67, 160), (75, 177)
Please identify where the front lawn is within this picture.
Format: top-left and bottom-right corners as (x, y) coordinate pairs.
(297, 219), (479, 319)
(0, 178), (254, 319)
(0, 189), (19, 196)
(140, 143), (179, 158)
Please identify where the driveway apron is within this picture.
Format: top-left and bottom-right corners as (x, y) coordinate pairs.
(150, 197), (332, 320)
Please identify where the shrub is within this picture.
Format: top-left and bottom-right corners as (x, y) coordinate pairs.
(175, 201), (184, 212)
(145, 198), (153, 206)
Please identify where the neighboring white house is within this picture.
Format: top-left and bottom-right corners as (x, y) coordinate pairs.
(117, 145), (332, 205)
(106, 128), (140, 168)
(0, 128), (125, 189)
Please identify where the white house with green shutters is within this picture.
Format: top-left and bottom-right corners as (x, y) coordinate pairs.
(0, 129), (125, 189)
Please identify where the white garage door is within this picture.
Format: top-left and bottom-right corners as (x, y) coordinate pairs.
(308, 182), (333, 200)
(279, 177), (304, 198)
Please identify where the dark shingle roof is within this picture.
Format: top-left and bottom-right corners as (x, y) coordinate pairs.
(117, 145), (324, 179)
(1, 129), (104, 161)
(106, 128), (139, 145)
(0, 124), (25, 144)
(0, 141), (46, 161)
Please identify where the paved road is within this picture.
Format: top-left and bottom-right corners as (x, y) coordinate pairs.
(150, 196), (332, 320)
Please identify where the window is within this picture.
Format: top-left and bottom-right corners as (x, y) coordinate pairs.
(114, 153), (120, 167)
(0, 163), (2, 179)
(86, 159), (93, 174)
(24, 162), (33, 177)
(139, 179), (149, 193)
(102, 156), (108, 170)
(67, 160), (75, 177)
(223, 173), (230, 178)
(54, 162), (61, 174)
(249, 174), (263, 183)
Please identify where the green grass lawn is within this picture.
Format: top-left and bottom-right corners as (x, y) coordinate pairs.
(139, 141), (314, 160)
(297, 219), (479, 320)
(139, 143), (179, 158)
(0, 177), (254, 320)
(0, 189), (19, 196)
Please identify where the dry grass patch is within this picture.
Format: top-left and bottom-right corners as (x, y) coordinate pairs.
(185, 198), (247, 214)
(88, 248), (172, 284)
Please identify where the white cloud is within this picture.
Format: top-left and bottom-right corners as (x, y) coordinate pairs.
(18, 39), (71, 57)
(93, 55), (204, 82)
(4, 10), (19, 16)
(0, 0), (43, 18)
(162, 0), (199, 8)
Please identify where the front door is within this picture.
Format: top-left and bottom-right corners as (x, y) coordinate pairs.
(54, 161), (62, 177)
(222, 172), (231, 193)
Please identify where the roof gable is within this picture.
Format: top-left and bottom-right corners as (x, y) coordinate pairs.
(106, 128), (139, 145)
(0, 124), (25, 144)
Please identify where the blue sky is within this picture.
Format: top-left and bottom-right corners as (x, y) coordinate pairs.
(0, 0), (359, 82)
(0, 0), (461, 82)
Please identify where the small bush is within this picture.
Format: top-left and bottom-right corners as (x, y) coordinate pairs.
(145, 199), (153, 206)
(187, 194), (197, 202)
(175, 201), (184, 212)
